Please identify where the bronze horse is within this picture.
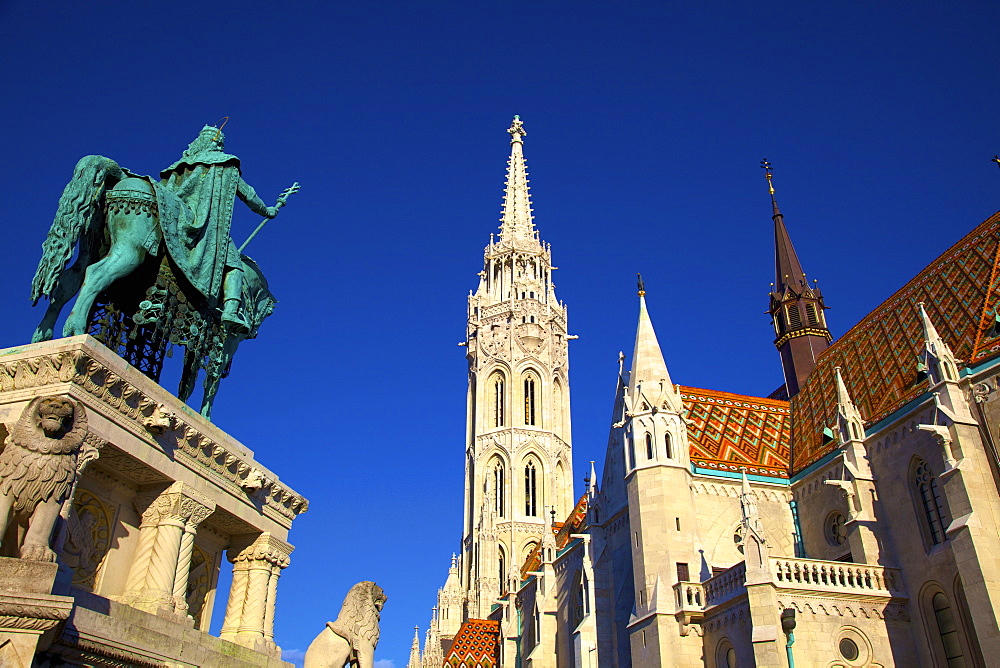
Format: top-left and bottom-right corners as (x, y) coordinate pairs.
(31, 155), (276, 418)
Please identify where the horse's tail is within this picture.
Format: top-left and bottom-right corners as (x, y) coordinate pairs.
(30, 155), (123, 304)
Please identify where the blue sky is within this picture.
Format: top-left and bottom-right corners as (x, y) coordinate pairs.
(2, 1), (999, 664)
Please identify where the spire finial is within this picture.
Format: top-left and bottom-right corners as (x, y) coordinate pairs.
(508, 115), (526, 145)
(637, 273), (646, 297)
(761, 158), (775, 195)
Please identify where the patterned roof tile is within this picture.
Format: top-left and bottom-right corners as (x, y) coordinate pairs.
(791, 211), (1000, 473)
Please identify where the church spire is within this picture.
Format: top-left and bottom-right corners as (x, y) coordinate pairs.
(629, 275), (674, 398)
(627, 276), (685, 422)
(764, 160), (808, 295)
(498, 116), (538, 245)
(407, 626), (421, 668)
(761, 160), (831, 398)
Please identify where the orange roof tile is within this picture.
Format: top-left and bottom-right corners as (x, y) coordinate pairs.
(444, 619), (500, 667)
(519, 493), (588, 579)
(791, 211), (1000, 473)
(682, 386), (791, 478)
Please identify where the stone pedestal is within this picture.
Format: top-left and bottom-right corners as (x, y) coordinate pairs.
(0, 557), (73, 667)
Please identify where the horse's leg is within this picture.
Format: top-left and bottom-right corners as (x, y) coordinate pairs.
(62, 242), (145, 337)
(178, 349), (200, 403)
(32, 251), (92, 342)
(200, 336), (240, 419)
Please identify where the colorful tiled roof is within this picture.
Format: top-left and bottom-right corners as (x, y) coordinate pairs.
(519, 493), (588, 579)
(682, 387), (791, 478)
(444, 619), (500, 667)
(791, 211), (1000, 473)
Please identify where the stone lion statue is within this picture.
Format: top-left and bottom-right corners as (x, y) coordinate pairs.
(304, 581), (387, 668)
(0, 395), (90, 561)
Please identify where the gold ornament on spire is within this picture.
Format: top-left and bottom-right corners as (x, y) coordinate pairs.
(761, 158), (775, 195)
(637, 273), (646, 297)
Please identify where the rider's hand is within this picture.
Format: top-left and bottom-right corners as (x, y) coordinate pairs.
(266, 206), (279, 218)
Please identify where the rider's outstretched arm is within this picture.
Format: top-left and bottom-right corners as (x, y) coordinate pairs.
(236, 179), (278, 218)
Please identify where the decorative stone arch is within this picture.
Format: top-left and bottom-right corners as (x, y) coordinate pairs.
(484, 367), (509, 429)
(554, 460), (567, 518)
(909, 455), (949, 550)
(486, 453), (510, 518)
(551, 376), (565, 436)
(918, 581), (973, 668)
(520, 367), (542, 427)
(520, 453), (544, 518)
(521, 539), (539, 563)
(714, 637), (737, 668)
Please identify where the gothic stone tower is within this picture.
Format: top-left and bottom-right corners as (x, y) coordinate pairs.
(461, 117), (575, 620)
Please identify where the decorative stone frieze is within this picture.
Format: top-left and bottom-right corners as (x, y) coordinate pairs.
(0, 338), (307, 527)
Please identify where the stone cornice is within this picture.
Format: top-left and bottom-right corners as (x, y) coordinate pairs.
(0, 337), (308, 526)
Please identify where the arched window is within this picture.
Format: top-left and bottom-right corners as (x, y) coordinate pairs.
(498, 546), (506, 596)
(552, 379), (564, 435)
(524, 461), (538, 516)
(493, 460), (505, 517)
(932, 592), (966, 666)
(645, 433), (654, 460)
(914, 458), (948, 546)
(523, 541), (538, 562)
(489, 371), (506, 428)
(627, 437), (636, 470)
(523, 373), (538, 426)
(664, 432), (673, 459)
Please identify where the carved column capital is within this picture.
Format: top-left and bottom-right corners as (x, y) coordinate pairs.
(231, 532), (293, 569)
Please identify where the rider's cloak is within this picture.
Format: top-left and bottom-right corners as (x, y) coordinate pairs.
(156, 150), (243, 304)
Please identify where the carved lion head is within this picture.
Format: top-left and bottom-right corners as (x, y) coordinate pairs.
(35, 396), (75, 437)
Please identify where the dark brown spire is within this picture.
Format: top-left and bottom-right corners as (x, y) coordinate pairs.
(763, 159), (807, 295)
(761, 159), (831, 397)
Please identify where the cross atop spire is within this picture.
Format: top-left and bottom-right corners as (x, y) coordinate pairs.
(762, 159), (808, 294)
(498, 116), (538, 244)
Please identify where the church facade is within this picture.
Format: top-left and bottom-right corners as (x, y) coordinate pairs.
(415, 118), (1000, 667)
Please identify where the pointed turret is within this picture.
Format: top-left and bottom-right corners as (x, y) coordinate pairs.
(629, 275), (682, 414)
(761, 160), (832, 397)
(407, 627), (421, 668)
(834, 366), (865, 446)
(918, 302), (960, 384)
(498, 116), (538, 247)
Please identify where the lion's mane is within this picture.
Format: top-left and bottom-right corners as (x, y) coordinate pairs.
(328, 581), (386, 649)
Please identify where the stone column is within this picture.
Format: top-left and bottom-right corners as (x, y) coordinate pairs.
(120, 482), (214, 616)
(220, 533), (292, 654)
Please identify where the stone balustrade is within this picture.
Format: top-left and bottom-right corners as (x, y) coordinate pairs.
(770, 557), (903, 596)
(673, 581), (705, 615)
(704, 562), (747, 607)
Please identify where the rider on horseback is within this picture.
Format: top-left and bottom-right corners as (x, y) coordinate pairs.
(158, 125), (279, 331)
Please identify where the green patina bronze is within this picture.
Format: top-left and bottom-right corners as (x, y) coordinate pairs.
(30, 125), (298, 419)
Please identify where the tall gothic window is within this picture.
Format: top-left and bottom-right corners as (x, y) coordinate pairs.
(931, 592), (966, 666)
(493, 460), (505, 517)
(490, 372), (506, 427)
(645, 433), (654, 460)
(525, 461), (538, 516)
(498, 546), (506, 596)
(664, 432), (673, 459)
(523, 373), (537, 426)
(914, 458), (948, 546)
